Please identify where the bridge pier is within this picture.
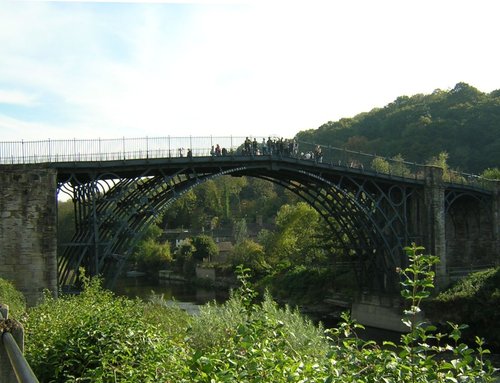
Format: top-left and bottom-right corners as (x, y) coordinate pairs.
(422, 166), (448, 289)
(493, 180), (500, 264)
(0, 166), (58, 306)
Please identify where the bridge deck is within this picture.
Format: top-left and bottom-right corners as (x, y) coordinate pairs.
(0, 136), (495, 193)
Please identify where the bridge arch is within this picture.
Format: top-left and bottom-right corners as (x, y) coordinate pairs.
(57, 158), (419, 293)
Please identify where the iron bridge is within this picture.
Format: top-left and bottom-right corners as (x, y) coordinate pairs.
(3, 136), (494, 293)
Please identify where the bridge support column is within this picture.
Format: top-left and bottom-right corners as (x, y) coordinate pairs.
(0, 166), (58, 306)
(493, 180), (500, 265)
(423, 166), (447, 290)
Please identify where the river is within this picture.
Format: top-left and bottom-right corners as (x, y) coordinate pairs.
(111, 275), (402, 344)
(111, 275), (500, 370)
(112, 275), (230, 315)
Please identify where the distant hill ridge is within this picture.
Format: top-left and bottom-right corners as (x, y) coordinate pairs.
(296, 82), (500, 173)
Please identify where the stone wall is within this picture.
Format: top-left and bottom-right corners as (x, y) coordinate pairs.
(445, 194), (497, 269)
(423, 166), (447, 289)
(0, 166), (58, 306)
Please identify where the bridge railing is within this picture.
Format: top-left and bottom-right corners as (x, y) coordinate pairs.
(0, 304), (39, 383)
(296, 141), (424, 179)
(296, 140), (497, 191)
(0, 136), (495, 191)
(0, 136), (254, 164)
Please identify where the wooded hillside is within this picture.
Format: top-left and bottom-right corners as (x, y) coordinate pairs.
(296, 83), (500, 173)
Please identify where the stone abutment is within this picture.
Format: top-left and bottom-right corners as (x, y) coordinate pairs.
(0, 166), (58, 306)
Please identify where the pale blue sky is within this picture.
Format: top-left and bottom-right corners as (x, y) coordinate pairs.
(1, 0), (500, 141)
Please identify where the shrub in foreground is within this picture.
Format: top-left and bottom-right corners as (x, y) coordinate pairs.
(23, 277), (191, 382)
(0, 277), (26, 318)
(426, 266), (500, 349)
(21, 246), (497, 382)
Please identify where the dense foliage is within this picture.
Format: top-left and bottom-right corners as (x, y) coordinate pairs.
(22, 248), (497, 382)
(129, 224), (172, 275)
(297, 82), (500, 173)
(160, 176), (295, 232)
(425, 267), (500, 350)
(23, 276), (191, 382)
(0, 277), (26, 318)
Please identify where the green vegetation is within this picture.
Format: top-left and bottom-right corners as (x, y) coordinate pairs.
(22, 247), (496, 382)
(191, 234), (219, 262)
(481, 167), (500, 180)
(130, 224), (172, 275)
(297, 82), (500, 173)
(160, 176), (291, 231)
(23, 275), (191, 382)
(425, 267), (500, 350)
(0, 277), (26, 318)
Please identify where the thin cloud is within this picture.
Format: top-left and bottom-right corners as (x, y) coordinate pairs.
(1, 1), (499, 141)
(0, 90), (38, 106)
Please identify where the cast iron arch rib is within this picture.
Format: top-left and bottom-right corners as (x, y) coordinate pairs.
(58, 160), (424, 292)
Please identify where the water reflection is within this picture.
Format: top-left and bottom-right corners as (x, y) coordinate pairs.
(111, 276), (230, 315)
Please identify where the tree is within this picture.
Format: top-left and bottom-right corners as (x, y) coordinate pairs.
(57, 199), (75, 251)
(161, 190), (197, 229)
(371, 156), (390, 173)
(229, 239), (268, 276)
(130, 223), (172, 273)
(174, 239), (196, 276)
(481, 167), (500, 180)
(233, 218), (248, 244)
(295, 82), (500, 173)
(133, 238), (172, 274)
(390, 153), (411, 177)
(191, 235), (219, 262)
(426, 151), (449, 172)
(264, 202), (326, 270)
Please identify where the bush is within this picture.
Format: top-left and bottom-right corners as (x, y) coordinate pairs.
(191, 234), (219, 262)
(260, 265), (333, 304)
(20, 248), (496, 382)
(229, 239), (269, 276)
(131, 238), (172, 274)
(23, 277), (190, 382)
(0, 278), (26, 318)
(425, 267), (500, 349)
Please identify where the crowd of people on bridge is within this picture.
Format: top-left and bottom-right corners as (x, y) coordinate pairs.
(177, 137), (327, 163)
(241, 137), (299, 157)
(210, 144), (229, 157)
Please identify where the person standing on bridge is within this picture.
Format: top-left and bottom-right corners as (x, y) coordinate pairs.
(267, 137), (273, 155)
(244, 137), (251, 155)
(314, 145), (323, 163)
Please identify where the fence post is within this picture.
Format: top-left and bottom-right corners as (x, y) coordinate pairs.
(0, 303), (12, 383)
(0, 304), (24, 382)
